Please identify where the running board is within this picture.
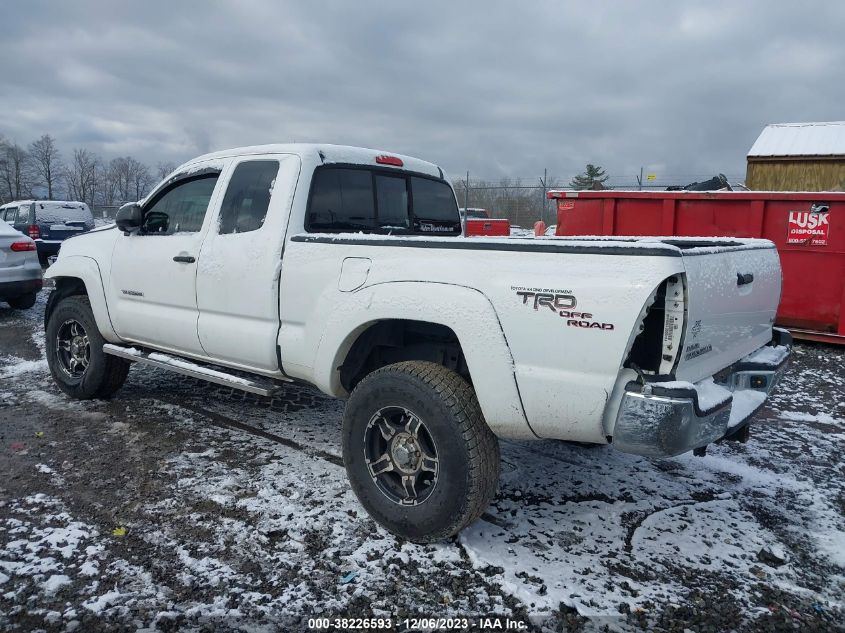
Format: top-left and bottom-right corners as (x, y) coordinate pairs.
(102, 344), (288, 397)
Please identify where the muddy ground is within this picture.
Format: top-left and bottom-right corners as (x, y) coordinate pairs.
(1, 291), (843, 632)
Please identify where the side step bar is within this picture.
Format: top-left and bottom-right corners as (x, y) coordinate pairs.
(103, 344), (289, 397)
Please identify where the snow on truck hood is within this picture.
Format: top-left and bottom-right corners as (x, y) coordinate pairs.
(180, 143), (444, 179)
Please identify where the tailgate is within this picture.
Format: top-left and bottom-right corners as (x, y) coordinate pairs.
(41, 221), (87, 241)
(675, 243), (781, 382)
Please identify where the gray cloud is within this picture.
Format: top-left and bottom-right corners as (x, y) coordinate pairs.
(2, 1), (843, 184)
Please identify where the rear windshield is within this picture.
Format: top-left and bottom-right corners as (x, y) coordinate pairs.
(306, 166), (460, 235)
(34, 203), (93, 226)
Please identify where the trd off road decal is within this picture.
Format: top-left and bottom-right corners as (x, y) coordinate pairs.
(512, 287), (614, 331)
(787, 203), (830, 246)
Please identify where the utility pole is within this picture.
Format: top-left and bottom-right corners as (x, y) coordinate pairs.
(637, 167), (643, 191)
(537, 168), (548, 225)
(465, 171), (470, 211)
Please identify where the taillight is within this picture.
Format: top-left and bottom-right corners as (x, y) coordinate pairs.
(375, 155), (403, 167)
(27, 224), (40, 239)
(10, 241), (37, 252)
(658, 275), (686, 374)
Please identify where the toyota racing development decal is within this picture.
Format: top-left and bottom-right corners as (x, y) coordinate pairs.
(512, 287), (614, 331)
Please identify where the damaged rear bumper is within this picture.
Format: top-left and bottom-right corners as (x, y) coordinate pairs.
(613, 328), (791, 457)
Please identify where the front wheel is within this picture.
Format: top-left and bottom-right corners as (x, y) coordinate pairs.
(45, 295), (130, 399)
(342, 361), (500, 542)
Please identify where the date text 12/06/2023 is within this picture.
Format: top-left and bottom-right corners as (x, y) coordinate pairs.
(306, 616), (529, 630)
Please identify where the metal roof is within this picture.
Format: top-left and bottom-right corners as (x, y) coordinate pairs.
(748, 121), (845, 158)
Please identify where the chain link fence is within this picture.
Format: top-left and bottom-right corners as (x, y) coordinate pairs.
(453, 173), (746, 228)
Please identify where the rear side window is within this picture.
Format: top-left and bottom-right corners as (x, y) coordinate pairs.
(17, 205), (31, 224)
(306, 167), (459, 235)
(308, 169), (375, 231)
(218, 160), (280, 234)
(411, 177), (459, 224)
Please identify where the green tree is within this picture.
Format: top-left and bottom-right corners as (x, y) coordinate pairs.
(569, 163), (609, 190)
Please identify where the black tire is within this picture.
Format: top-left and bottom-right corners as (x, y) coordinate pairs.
(342, 361), (499, 542)
(7, 293), (37, 309)
(38, 253), (50, 268)
(45, 295), (130, 400)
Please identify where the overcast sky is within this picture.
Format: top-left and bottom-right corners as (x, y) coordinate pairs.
(2, 1), (843, 184)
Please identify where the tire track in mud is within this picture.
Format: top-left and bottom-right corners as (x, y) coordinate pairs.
(153, 394), (345, 467)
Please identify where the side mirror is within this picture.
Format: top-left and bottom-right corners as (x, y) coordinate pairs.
(116, 203), (143, 235)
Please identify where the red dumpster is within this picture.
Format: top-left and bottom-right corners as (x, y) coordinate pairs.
(548, 190), (845, 344)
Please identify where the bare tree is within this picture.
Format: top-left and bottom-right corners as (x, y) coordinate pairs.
(28, 134), (63, 199)
(156, 161), (177, 181)
(0, 139), (31, 202)
(108, 156), (130, 202)
(132, 161), (154, 200)
(98, 160), (120, 206)
(0, 134), (7, 204)
(64, 148), (100, 208)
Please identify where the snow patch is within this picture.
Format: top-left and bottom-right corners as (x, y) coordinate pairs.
(0, 357), (47, 378)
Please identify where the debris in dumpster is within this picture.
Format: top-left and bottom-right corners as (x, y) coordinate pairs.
(666, 173), (732, 191)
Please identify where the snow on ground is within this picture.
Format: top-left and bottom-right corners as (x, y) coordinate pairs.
(1, 293), (843, 631)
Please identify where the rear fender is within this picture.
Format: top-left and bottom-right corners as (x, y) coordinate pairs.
(312, 281), (535, 439)
(44, 255), (121, 342)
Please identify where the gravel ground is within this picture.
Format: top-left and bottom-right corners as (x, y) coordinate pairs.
(1, 291), (843, 632)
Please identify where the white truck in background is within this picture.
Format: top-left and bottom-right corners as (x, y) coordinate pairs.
(43, 144), (790, 541)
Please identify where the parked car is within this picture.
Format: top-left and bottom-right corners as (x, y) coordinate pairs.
(43, 144), (790, 542)
(459, 207), (490, 220)
(1, 200), (95, 266)
(0, 221), (43, 309)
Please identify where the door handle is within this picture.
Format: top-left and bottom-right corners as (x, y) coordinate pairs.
(737, 272), (754, 286)
(173, 255), (196, 263)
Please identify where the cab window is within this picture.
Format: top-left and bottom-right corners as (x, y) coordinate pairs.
(218, 160), (280, 234)
(375, 174), (409, 229)
(306, 166), (460, 235)
(142, 173), (219, 234)
(307, 168), (375, 231)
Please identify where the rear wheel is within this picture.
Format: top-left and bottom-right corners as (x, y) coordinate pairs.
(45, 295), (130, 399)
(7, 293), (37, 309)
(342, 361), (500, 542)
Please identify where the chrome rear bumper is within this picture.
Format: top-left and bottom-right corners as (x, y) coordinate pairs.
(613, 328), (791, 457)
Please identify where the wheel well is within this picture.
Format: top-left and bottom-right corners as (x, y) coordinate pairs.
(45, 277), (88, 328)
(339, 320), (469, 392)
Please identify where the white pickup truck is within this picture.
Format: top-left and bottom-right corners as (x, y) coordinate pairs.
(44, 144), (790, 541)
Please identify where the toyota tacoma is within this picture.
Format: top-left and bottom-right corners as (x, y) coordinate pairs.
(43, 144), (790, 541)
